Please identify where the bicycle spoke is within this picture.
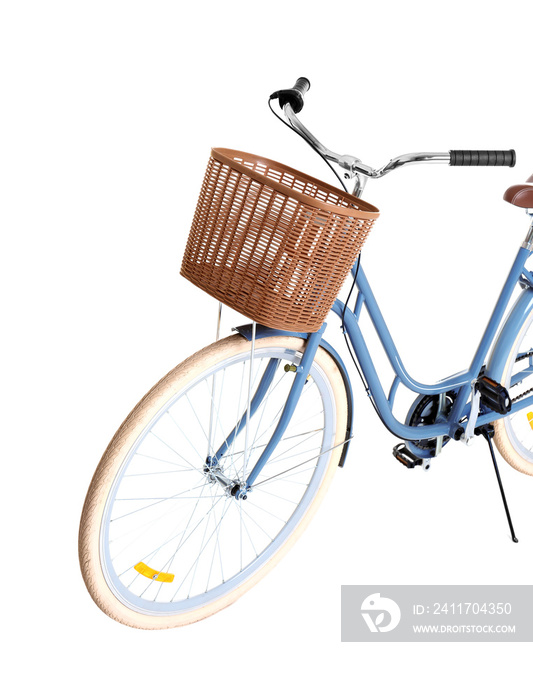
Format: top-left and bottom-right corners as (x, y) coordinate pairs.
(152, 481), (214, 601)
(185, 392), (215, 458)
(172, 498), (233, 600)
(111, 482), (207, 522)
(245, 498), (288, 525)
(134, 453), (197, 469)
(239, 503), (277, 543)
(124, 468), (196, 477)
(148, 429), (202, 473)
(205, 498), (232, 591)
(165, 410), (207, 466)
(248, 487), (300, 506)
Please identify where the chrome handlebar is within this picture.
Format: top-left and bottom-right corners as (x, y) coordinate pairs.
(283, 103), (449, 196)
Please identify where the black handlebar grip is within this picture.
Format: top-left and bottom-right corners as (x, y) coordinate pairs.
(449, 150), (516, 167)
(293, 77), (311, 96)
(270, 77), (311, 114)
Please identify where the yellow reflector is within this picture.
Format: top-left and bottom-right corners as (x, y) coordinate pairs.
(134, 562), (174, 583)
(527, 412), (533, 430)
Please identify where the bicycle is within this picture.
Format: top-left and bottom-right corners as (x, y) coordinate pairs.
(79, 78), (533, 630)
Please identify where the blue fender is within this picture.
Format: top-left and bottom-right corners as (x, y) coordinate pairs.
(235, 324), (354, 467)
(486, 287), (533, 381)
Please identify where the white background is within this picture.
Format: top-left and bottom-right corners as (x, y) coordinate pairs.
(2, 1), (532, 697)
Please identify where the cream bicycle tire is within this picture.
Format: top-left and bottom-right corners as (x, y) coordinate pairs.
(79, 334), (348, 629)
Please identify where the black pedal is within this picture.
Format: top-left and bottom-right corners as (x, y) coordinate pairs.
(476, 376), (511, 415)
(393, 443), (423, 468)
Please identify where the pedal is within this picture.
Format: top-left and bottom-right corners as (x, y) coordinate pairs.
(393, 443), (424, 469)
(476, 376), (511, 415)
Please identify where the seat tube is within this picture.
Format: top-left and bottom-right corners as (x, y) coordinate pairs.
(522, 213), (533, 250)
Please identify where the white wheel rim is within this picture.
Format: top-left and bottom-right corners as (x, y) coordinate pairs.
(99, 346), (336, 616)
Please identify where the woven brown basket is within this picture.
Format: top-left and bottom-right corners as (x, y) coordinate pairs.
(181, 148), (379, 332)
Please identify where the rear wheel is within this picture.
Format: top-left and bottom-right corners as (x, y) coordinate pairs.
(79, 334), (348, 629)
(493, 309), (533, 476)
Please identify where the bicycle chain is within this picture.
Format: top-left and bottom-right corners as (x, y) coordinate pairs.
(512, 351), (533, 403)
(516, 351), (533, 360)
(513, 386), (533, 403)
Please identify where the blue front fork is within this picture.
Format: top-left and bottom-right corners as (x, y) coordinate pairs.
(209, 323), (327, 498)
(207, 356), (281, 470)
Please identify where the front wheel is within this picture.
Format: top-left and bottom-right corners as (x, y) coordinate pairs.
(493, 309), (533, 476)
(79, 334), (348, 629)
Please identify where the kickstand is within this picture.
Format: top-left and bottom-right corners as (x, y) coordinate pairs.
(477, 425), (519, 543)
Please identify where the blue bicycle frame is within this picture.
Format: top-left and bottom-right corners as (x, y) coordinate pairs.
(225, 241), (533, 496)
(337, 248), (533, 441)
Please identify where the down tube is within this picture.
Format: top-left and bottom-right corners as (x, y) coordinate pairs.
(332, 299), (449, 441)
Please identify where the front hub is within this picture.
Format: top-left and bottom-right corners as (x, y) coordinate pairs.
(203, 460), (247, 499)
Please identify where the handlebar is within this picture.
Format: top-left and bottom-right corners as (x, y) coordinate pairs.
(270, 77), (516, 194)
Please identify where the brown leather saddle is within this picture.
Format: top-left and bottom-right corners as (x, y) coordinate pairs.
(504, 174), (533, 208)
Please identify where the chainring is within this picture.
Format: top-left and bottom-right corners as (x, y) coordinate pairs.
(407, 391), (457, 455)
